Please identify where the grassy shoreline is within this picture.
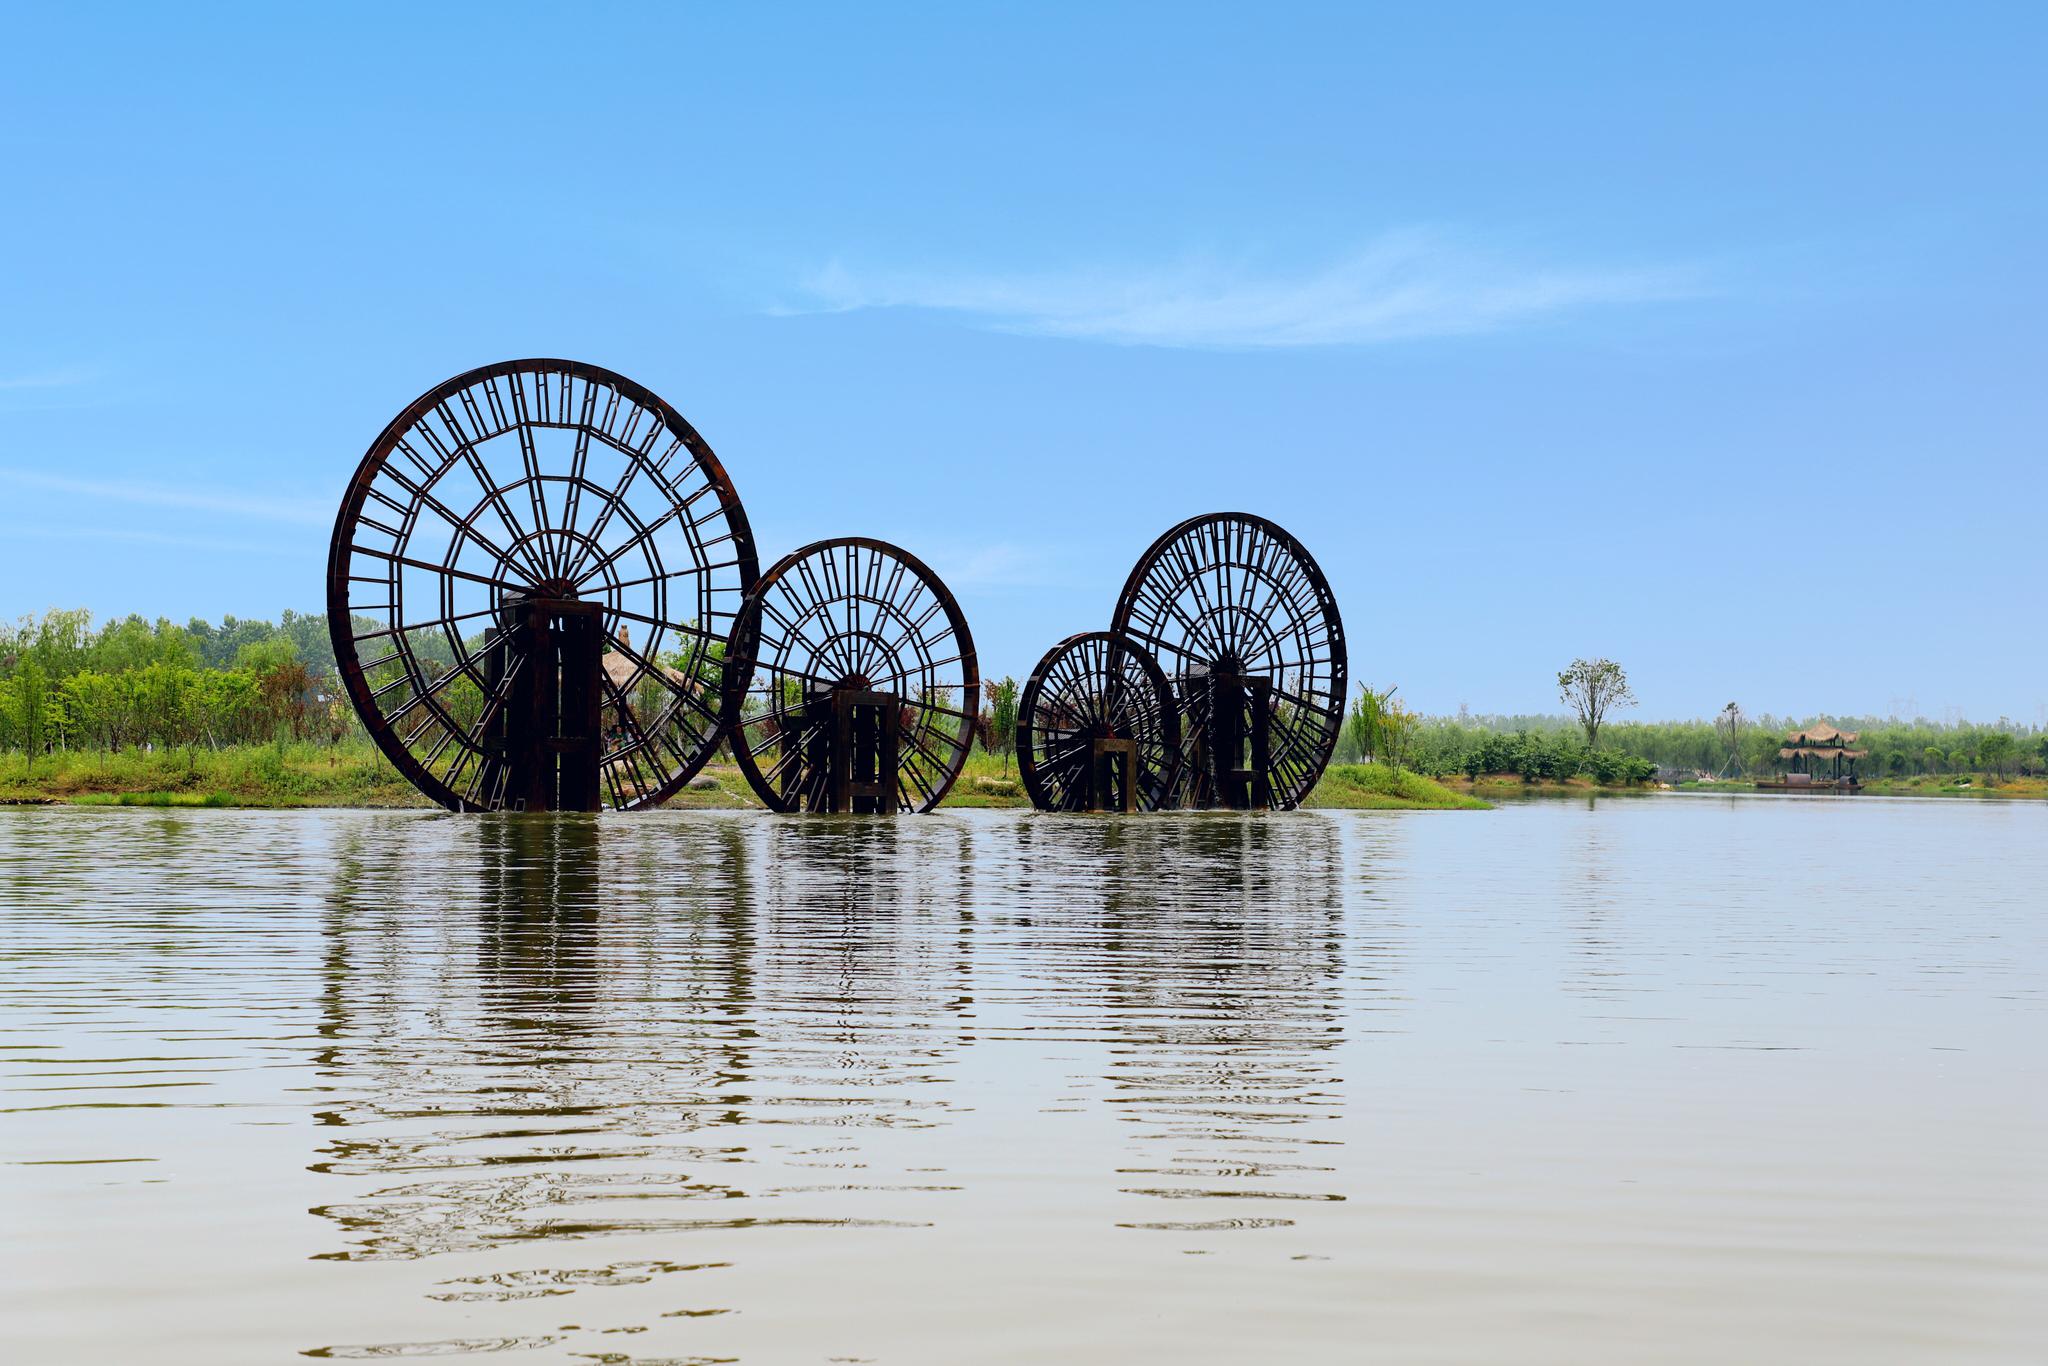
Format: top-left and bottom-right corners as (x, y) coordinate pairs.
(1440, 773), (1663, 799)
(1303, 763), (1490, 810)
(1677, 775), (2047, 800)
(0, 744), (1489, 812)
(33, 742), (2034, 809)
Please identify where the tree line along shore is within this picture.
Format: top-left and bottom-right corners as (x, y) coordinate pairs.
(2, 610), (2041, 810)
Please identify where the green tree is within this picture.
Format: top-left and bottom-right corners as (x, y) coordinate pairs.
(1344, 684), (1389, 764)
(130, 663), (197, 750)
(1557, 657), (1636, 749)
(234, 636), (298, 673)
(1978, 731), (2016, 780)
(59, 671), (124, 751)
(193, 669), (263, 747)
(986, 676), (1019, 769)
(1380, 694), (1419, 768)
(90, 614), (199, 673)
(10, 658), (52, 772)
(28, 608), (94, 679)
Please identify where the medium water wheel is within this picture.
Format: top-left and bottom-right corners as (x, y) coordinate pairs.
(326, 359), (758, 811)
(1108, 512), (1345, 810)
(720, 537), (978, 813)
(1016, 631), (1182, 812)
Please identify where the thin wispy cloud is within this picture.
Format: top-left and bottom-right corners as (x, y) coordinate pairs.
(0, 469), (330, 527)
(925, 540), (1090, 591)
(751, 519), (1090, 592)
(0, 366), (93, 391)
(783, 231), (1696, 349)
(3, 524), (306, 556)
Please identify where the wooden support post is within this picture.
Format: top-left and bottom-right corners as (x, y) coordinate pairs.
(1200, 667), (1272, 810)
(1090, 737), (1137, 813)
(502, 603), (547, 811)
(832, 689), (899, 814)
(551, 602), (604, 813)
(495, 597), (605, 813)
(1245, 676), (1272, 809)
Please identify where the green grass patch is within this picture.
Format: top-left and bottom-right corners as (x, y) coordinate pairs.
(0, 741), (429, 808)
(3, 743), (1487, 812)
(70, 791), (238, 808)
(1303, 763), (1490, 810)
(941, 748), (1030, 807)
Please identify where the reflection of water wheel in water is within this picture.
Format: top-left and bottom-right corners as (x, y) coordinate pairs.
(1017, 631), (1181, 812)
(1108, 512), (1345, 810)
(326, 359), (758, 811)
(721, 538), (978, 813)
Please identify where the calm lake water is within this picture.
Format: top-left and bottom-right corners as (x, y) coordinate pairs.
(2, 798), (2043, 1364)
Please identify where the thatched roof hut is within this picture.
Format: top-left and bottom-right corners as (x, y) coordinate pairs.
(1778, 721), (1868, 761)
(601, 625), (692, 692)
(1773, 721), (1867, 785)
(602, 626), (641, 695)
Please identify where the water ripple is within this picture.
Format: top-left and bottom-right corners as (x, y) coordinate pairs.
(3, 802), (2044, 1363)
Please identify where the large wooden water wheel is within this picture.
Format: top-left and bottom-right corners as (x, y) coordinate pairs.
(1016, 630), (1182, 812)
(1108, 512), (1345, 810)
(326, 359), (758, 811)
(720, 537), (978, 813)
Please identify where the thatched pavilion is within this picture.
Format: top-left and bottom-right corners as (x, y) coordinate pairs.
(600, 626), (699, 744)
(1769, 722), (1867, 790)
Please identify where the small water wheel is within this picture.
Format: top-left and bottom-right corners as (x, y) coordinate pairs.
(326, 359), (758, 811)
(1016, 631), (1182, 812)
(1108, 512), (1345, 810)
(720, 537), (978, 813)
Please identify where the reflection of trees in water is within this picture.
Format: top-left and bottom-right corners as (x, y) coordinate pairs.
(1561, 807), (1634, 1002)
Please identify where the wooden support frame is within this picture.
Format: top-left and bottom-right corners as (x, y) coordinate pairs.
(788, 685), (902, 813)
(493, 597), (605, 813)
(830, 689), (901, 814)
(1203, 669), (1272, 810)
(1089, 737), (1138, 813)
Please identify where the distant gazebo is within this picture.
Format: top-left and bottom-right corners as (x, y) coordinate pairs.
(1764, 722), (1867, 791)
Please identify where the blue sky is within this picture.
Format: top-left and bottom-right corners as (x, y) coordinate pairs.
(2, 4), (2042, 720)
